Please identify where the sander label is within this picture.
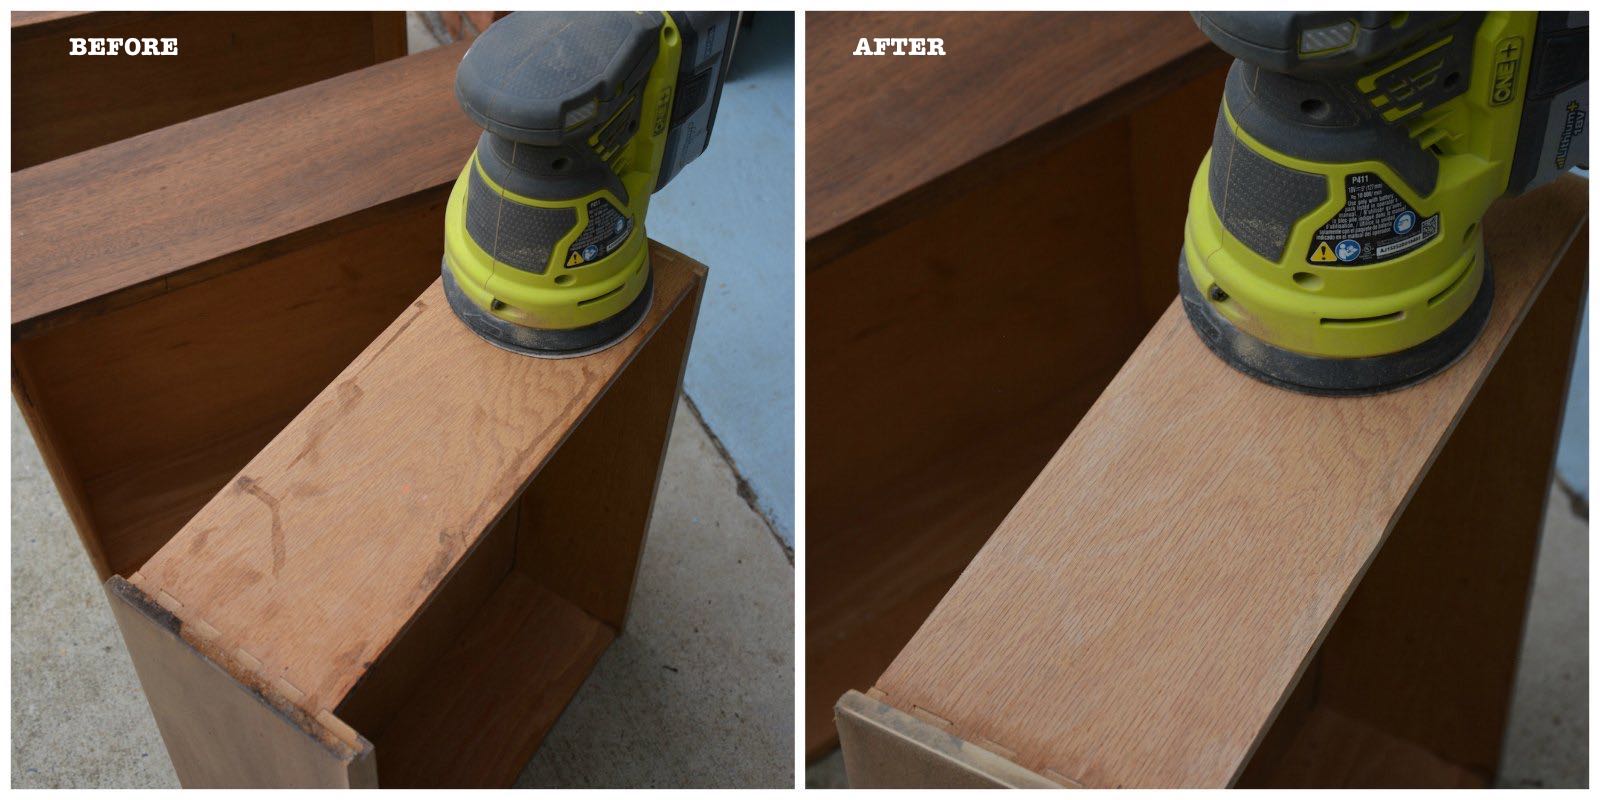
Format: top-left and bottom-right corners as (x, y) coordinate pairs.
(565, 198), (633, 267)
(1306, 173), (1437, 266)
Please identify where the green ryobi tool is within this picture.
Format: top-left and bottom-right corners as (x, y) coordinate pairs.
(1181, 11), (1588, 395)
(443, 11), (737, 357)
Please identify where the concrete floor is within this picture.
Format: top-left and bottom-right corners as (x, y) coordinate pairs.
(407, 11), (797, 547)
(807, 485), (1589, 788)
(11, 398), (793, 788)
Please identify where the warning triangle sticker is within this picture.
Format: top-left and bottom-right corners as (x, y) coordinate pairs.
(566, 251), (585, 266)
(1309, 241), (1337, 263)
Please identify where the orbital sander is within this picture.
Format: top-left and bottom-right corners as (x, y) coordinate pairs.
(1181, 12), (1587, 394)
(443, 11), (736, 357)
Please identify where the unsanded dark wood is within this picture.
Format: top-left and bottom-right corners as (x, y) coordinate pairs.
(12, 11), (408, 169)
(805, 11), (1226, 265)
(12, 39), (473, 332)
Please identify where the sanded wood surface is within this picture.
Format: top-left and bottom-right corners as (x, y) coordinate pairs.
(12, 39), (472, 331)
(12, 11), (407, 170)
(806, 11), (1225, 263)
(107, 577), (376, 788)
(126, 245), (703, 731)
(869, 176), (1587, 788)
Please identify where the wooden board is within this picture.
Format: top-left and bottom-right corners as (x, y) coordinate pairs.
(866, 176), (1587, 788)
(805, 56), (1228, 757)
(12, 39), (472, 333)
(107, 576), (376, 788)
(806, 11), (1226, 264)
(116, 244), (704, 785)
(12, 11), (407, 170)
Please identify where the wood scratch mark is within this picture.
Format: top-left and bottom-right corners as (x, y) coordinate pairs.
(188, 526), (216, 554)
(418, 528), (462, 591)
(361, 300), (429, 368)
(236, 476), (285, 576)
(337, 379), (364, 408)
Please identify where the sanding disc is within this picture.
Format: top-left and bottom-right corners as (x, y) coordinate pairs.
(1177, 252), (1494, 396)
(442, 260), (653, 359)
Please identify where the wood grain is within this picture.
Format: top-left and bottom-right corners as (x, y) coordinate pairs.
(333, 504), (521, 742)
(806, 58), (1227, 756)
(805, 11), (1226, 264)
(868, 176), (1587, 787)
(12, 11), (408, 170)
(124, 244), (702, 768)
(12, 39), (473, 330)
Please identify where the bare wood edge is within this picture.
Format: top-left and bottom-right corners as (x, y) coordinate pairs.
(1220, 213), (1588, 787)
(836, 690), (1066, 789)
(106, 575), (376, 788)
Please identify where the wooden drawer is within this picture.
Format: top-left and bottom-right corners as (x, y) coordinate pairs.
(107, 246), (705, 786)
(13, 40), (709, 786)
(836, 179), (1587, 787)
